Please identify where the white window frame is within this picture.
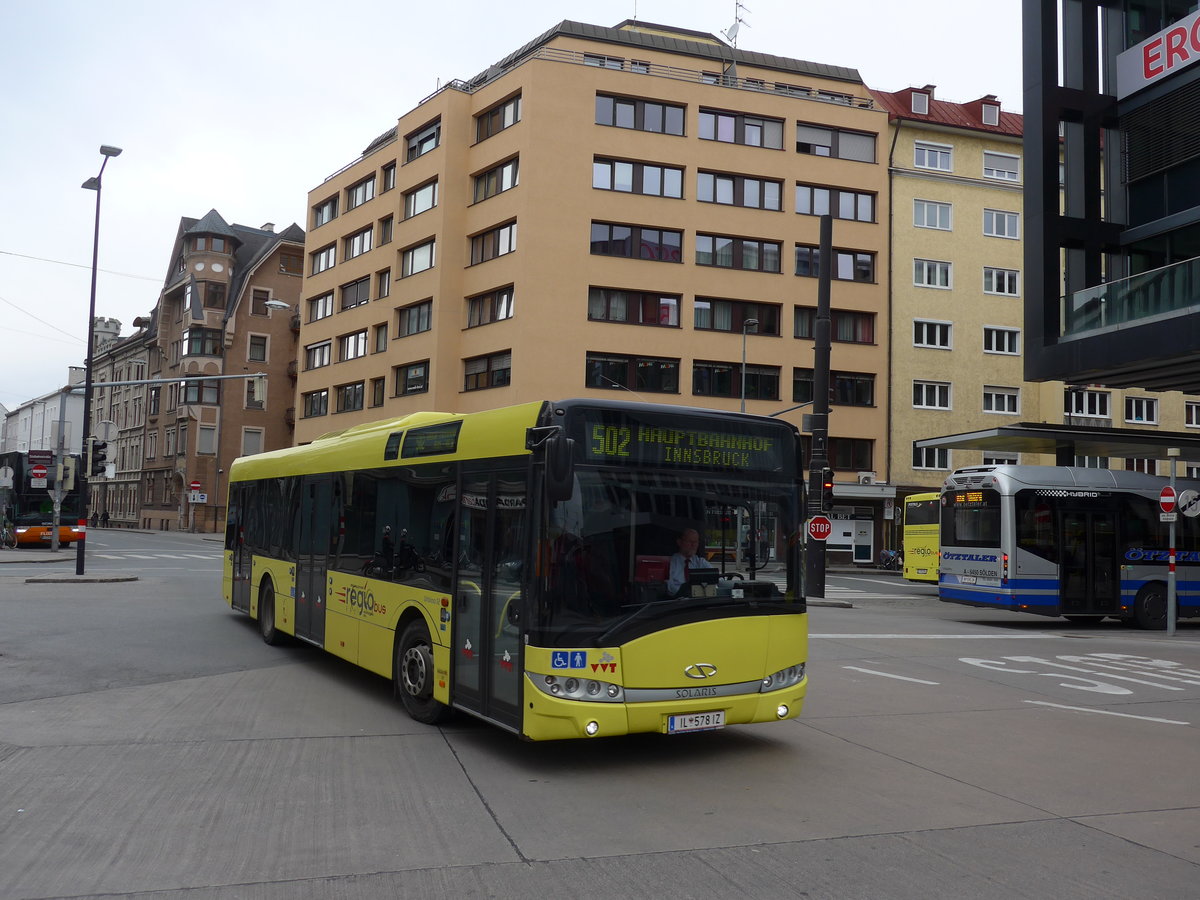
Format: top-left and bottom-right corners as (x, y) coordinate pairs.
(914, 141), (952, 172)
(402, 240), (435, 277)
(344, 227), (373, 260)
(913, 319), (952, 349)
(1186, 401), (1200, 428)
(914, 199), (951, 230)
(1124, 396), (1159, 424)
(983, 326), (1020, 355)
(242, 428), (265, 457)
(911, 92), (929, 114)
(983, 267), (1020, 296)
(983, 386), (1020, 414)
(1065, 389), (1111, 418)
(982, 452), (1019, 465)
(983, 151), (1020, 181)
(913, 445), (950, 470)
(914, 258), (952, 289)
(982, 104), (1000, 126)
(984, 208), (1020, 239)
(913, 380), (951, 410)
(404, 180), (438, 218)
(311, 245), (335, 275)
(308, 292), (333, 322)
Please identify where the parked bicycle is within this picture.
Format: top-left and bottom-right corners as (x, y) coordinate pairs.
(878, 548), (902, 571)
(1, 521), (16, 550)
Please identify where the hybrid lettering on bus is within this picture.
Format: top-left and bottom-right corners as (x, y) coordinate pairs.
(223, 399), (808, 740)
(939, 465), (1200, 629)
(901, 492), (939, 583)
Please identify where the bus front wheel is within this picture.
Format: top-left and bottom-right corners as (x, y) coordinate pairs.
(1133, 583), (1168, 631)
(258, 579), (282, 645)
(395, 619), (451, 725)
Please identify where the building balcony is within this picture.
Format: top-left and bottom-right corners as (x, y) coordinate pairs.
(285, 407), (296, 426)
(287, 360), (298, 379)
(1061, 255), (1200, 339)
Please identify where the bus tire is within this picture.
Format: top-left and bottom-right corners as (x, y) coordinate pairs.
(1133, 583), (1168, 631)
(395, 619), (451, 725)
(258, 579), (282, 645)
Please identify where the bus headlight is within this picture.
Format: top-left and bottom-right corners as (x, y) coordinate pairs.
(760, 663), (806, 692)
(535, 674), (624, 703)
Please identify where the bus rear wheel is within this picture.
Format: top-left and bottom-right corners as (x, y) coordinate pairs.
(1133, 583), (1168, 631)
(258, 579), (282, 645)
(395, 619), (451, 725)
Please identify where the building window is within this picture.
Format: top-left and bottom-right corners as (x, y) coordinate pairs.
(378, 216), (393, 245)
(245, 377), (264, 409)
(829, 438), (873, 471)
(149, 387), (160, 416)
(982, 104), (1001, 126)
(339, 330), (368, 361)
(983, 151), (1020, 181)
(336, 382), (364, 412)
(251, 289), (270, 316)
(471, 222), (517, 264)
(697, 234), (781, 272)
(1065, 388), (1110, 417)
(476, 95), (521, 141)
(793, 369), (874, 406)
(401, 240), (435, 277)
(181, 378), (220, 405)
(1075, 455), (1110, 469)
(248, 335), (267, 362)
(344, 227), (373, 260)
(983, 452), (1019, 465)
(467, 286), (515, 327)
(983, 209), (1020, 239)
(475, 159), (520, 202)
(1187, 401), (1200, 427)
(395, 361), (428, 396)
(693, 361), (780, 401)
(308, 292), (333, 322)
(914, 258), (952, 288)
(340, 277), (370, 310)
(912, 92), (930, 114)
(584, 53), (624, 69)
(699, 109), (784, 148)
(594, 158), (683, 198)
(694, 298), (779, 334)
(382, 163), (396, 192)
(280, 253), (302, 275)
(913, 445), (950, 470)
(404, 180), (437, 218)
(203, 282), (226, 309)
(182, 328), (222, 357)
(347, 176), (376, 210)
(242, 428), (264, 456)
(304, 340), (331, 370)
(796, 246), (875, 281)
(592, 222), (682, 262)
(369, 377), (385, 408)
(914, 141), (952, 171)
(796, 183), (874, 221)
(586, 352), (678, 392)
(373, 323), (388, 353)
(983, 386), (1020, 413)
(398, 300), (432, 336)
(587, 288), (679, 327)
(914, 199), (952, 230)
(311, 244), (335, 275)
(913, 381), (951, 409)
(595, 94), (685, 135)
(795, 307), (875, 343)
(312, 196), (337, 228)
(1125, 458), (1157, 474)
(377, 270), (391, 299)
(795, 124), (875, 161)
(983, 326), (1020, 354)
(698, 171), (783, 209)
(1125, 396), (1159, 424)
(914, 320), (952, 349)
(984, 267), (1020, 296)
(406, 119), (440, 161)
(464, 351), (511, 391)
(303, 390), (328, 418)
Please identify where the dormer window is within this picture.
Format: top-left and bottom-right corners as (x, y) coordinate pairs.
(982, 103), (1000, 126)
(911, 92), (929, 114)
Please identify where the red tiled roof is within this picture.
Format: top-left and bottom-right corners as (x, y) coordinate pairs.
(870, 86), (1023, 136)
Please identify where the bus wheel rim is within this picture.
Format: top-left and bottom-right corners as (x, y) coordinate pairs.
(402, 644), (431, 697)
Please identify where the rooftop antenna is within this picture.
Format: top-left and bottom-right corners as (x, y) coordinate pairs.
(722, 1), (750, 48)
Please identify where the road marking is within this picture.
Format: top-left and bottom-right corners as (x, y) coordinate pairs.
(1024, 700), (1190, 726)
(843, 666), (939, 684)
(812, 634), (1058, 639)
(839, 576), (922, 589)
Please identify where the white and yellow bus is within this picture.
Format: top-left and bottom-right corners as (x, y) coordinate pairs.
(223, 399), (808, 740)
(901, 492), (940, 583)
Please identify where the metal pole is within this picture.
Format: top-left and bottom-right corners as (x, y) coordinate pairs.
(805, 214), (833, 599)
(50, 392), (67, 554)
(1168, 448), (1179, 635)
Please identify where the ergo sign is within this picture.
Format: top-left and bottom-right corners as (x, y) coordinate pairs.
(1116, 9), (1200, 99)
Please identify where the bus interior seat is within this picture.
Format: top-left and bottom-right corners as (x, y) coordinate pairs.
(635, 555), (669, 583)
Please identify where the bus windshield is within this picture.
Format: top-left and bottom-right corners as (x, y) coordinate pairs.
(533, 467), (801, 646)
(941, 488), (1002, 548)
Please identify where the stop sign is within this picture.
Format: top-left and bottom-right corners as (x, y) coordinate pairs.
(1160, 485), (1177, 513)
(30, 464), (48, 479)
(808, 515), (833, 541)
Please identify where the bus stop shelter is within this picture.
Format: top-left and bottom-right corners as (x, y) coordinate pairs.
(914, 422), (1200, 466)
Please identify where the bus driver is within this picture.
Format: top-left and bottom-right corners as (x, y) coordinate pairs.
(666, 527), (714, 595)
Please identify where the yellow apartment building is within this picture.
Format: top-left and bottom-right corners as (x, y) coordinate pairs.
(294, 19), (895, 561)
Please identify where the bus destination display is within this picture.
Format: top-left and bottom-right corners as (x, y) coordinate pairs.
(949, 490), (988, 508)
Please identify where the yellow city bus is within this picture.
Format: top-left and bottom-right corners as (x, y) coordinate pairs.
(223, 399), (808, 741)
(902, 492), (940, 583)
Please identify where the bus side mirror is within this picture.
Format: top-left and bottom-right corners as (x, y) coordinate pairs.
(545, 434), (575, 504)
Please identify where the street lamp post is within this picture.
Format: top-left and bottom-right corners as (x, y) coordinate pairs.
(76, 144), (122, 575)
(740, 317), (759, 413)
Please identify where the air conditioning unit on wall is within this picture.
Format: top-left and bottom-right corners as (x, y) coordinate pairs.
(857, 471), (877, 485)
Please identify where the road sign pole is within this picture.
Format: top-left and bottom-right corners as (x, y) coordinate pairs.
(1167, 450), (1179, 635)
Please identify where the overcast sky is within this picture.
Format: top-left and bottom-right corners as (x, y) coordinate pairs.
(0, 0), (1023, 409)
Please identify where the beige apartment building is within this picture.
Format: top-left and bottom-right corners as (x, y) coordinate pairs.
(89, 316), (151, 528)
(295, 19), (895, 561)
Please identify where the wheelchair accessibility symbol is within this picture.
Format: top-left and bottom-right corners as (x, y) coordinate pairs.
(552, 650), (588, 669)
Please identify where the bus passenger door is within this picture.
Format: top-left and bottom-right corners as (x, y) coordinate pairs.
(1060, 510), (1119, 615)
(452, 468), (524, 731)
(296, 475), (334, 645)
(229, 484), (251, 613)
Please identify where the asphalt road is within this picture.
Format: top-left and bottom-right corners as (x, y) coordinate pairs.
(1, 531), (1198, 898)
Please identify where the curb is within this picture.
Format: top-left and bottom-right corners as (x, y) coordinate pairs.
(807, 598), (854, 608)
(24, 574), (139, 584)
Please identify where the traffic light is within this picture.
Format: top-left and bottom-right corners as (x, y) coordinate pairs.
(821, 467), (835, 512)
(62, 458), (77, 491)
(90, 441), (109, 477)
